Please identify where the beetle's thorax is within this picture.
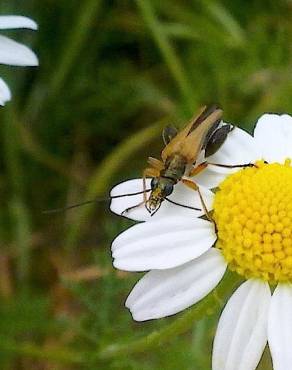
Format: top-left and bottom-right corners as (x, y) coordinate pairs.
(161, 154), (187, 182)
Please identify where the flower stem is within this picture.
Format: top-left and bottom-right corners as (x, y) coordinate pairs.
(98, 272), (240, 359)
(50, 0), (102, 96)
(2, 108), (32, 287)
(0, 273), (240, 365)
(19, 124), (85, 186)
(135, 0), (196, 113)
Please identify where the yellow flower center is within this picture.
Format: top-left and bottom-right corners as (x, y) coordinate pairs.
(213, 159), (292, 283)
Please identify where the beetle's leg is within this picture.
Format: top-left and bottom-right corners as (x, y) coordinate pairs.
(187, 161), (256, 182)
(147, 157), (165, 171)
(208, 162), (256, 169)
(162, 125), (178, 145)
(208, 160), (269, 169)
(188, 161), (208, 177)
(121, 167), (160, 216)
(181, 178), (213, 223)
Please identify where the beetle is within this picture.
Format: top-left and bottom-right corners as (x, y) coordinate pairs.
(122, 105), (233, 217)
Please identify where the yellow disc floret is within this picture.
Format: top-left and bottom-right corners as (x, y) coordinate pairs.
(213, 159), (292, 283)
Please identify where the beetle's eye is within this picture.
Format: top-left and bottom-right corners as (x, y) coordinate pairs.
(163, 183), (173, 196)
(150, 178), (158, 188)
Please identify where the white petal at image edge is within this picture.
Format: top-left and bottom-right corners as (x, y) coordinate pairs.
(0, 78), (11, 105)
(0, 35), (38, 66)
(268, 283), (292, 370)
(0, 16), (37, 30)
(125, 248), (227, 321)
(112, 216), (216, 271)
(212, 279), (271, 370)
(254, 114), (292, 163)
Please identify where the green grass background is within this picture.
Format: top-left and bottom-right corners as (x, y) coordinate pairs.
(0, 0), (289, 368)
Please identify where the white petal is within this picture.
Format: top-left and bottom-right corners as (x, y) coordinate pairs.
(112, 216), (216, 271)
(212, 279), (270, 370)
(268, 283), (292, 370)
(0, 78), (11, 105)
(254, 114), (292, 163)
(195, 168), (228, 189)
(0, 35), (38, 66)
(110, 178), (214, 221)
(0, 16), (37, 30)
(110, 178), (151, 221)
(126, 248), (226, 321)
(196, 127), (259, 189)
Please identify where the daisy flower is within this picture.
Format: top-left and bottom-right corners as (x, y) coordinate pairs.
(110, 113), (292, 370)
(0, 15), (38, 105)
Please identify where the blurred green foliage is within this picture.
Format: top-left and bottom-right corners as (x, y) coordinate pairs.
(0, 0), (290, 368)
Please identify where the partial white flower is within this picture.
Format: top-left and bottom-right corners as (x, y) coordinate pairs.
(213, 280), (270, 370)
(110, 113), (292, 369)
(0, 15), (38, 105)
(268, 284), (292, 370)
(0, 77), (11, 105)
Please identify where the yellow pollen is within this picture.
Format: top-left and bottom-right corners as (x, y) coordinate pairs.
(213, 159), (292, 283)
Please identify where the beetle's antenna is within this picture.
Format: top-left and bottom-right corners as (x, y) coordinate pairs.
(43, 189), (151, 214)
(111, 189), (151, 198)
(43, 191), (202, 214)
(165, 198), (201, 211)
